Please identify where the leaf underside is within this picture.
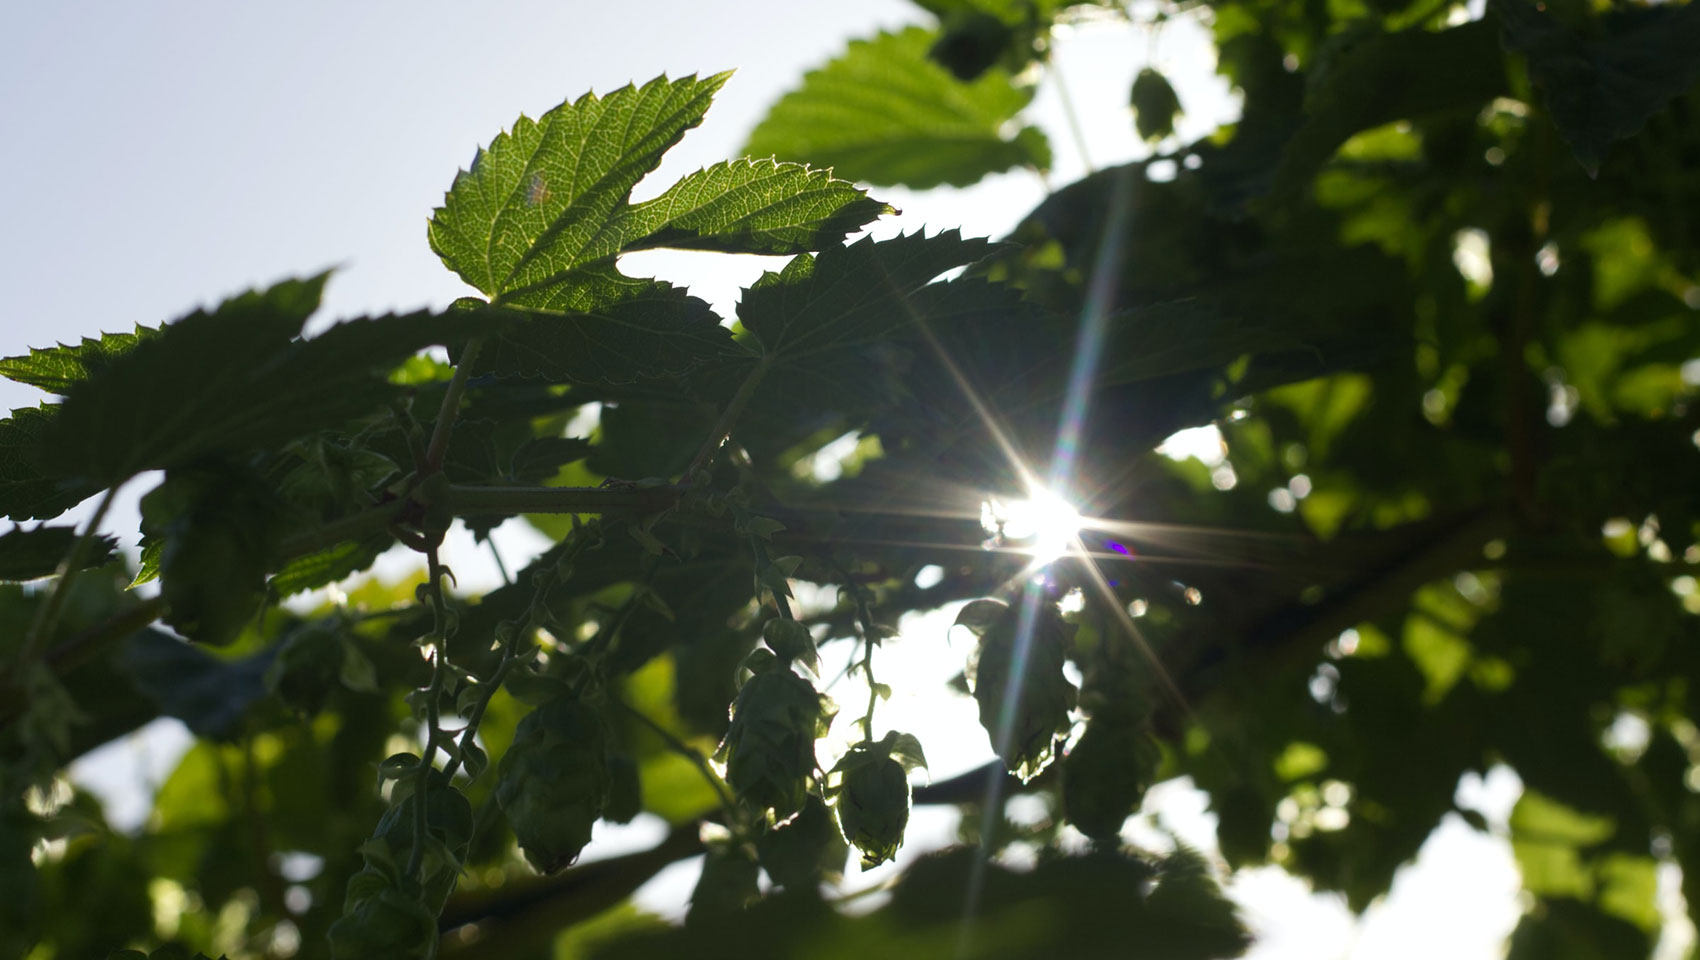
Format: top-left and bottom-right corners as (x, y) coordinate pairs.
(743, 27), (1051, 189)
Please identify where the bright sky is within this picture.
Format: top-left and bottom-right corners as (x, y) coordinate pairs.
(0, 2), (1557, 956)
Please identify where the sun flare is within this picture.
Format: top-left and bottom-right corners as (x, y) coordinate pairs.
(981, 488), (1082, 564)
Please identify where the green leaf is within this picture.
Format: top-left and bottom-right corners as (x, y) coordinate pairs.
(0, 327), (159, 394)
(339, 641), (380, 693)
(1493, 0), (1700, 174)
(743, 27), (1051, 189)
(428, 72), (729, 301)
(739, 230), (994, 361)
(268, 534), (393, 598)
(510, 436), (593, 483)
(1270, 20), (1505, 196)
(118, 630), (274, 740)
(0, 525), (117, 581)
(617, 158), (892, 255)
(473, 274), (738, 384)
(886, 731), (928, 773)
(0, 404), (101, 521)
(44, 277), (505, 483)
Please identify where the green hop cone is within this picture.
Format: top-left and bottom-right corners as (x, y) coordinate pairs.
(762, 617), (819, 672)
(264, 622), (344, 715)
(720, 665), (828, 820)
(687, 847), (761, 927)
(757, 793), (848, 889)
(961, 598), (1077, 781)
(496, 696), (612, 873)
(1130, 68), (1183, 143)
(1061, 716), (1160, 841)
(371, 773), (473, 913)
(327, 882), (438, 960)
(836, 755), (910, 867)
(140, 467), (280, 646)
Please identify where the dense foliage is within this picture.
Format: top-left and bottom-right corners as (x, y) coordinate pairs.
(3, 0), (1700, 956)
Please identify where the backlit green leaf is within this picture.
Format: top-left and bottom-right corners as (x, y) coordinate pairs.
(0, 525), (116, 581)
(1270, 21), (1505, 196)
(744, 27), (1050, 189)
(474, 273), (739, 383)
(739, 230), (994, 361)
(44, 277), (505, 483)
(428, 73), (728, 301)
(617, 158), (892, 255)
(0, 404), (99, 521)
(1494, 0), (1700, 174)
(0, 327), (159, 394)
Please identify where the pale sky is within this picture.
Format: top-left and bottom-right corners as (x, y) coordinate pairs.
(2, 3), (1553, 957)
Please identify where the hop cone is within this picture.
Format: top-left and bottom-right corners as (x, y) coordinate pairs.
(369, 773), (472, 912)
(496, 697), (612, 873)
(1130, 68), (1183, 142)
(1062, 715), (1160, 841)
(721, 667), (826, 820)
(327, 883), (437, 960)
(837, 755), (911, 867)
(964, 598), (1076, 781)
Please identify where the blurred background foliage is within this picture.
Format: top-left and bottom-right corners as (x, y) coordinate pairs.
(4, 0), (1700, 956)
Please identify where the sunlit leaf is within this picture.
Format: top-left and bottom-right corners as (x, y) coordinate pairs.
(739, 230), (994, 360)
(617, 158), (891, 255)
(473, 275), (739, 384)
(428, 73), (728, 300)
(43, 277), (504, 483)
(744, 27), (1050, 189)
(0, 327), (158, 394)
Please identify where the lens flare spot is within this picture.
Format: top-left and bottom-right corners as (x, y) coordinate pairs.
(981, 489), (1082, 563)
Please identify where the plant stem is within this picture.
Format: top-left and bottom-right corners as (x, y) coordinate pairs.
(443, 483), (678, 516)
(407, 545), (453, 881)
(278, 499), (410, 561)
(684, 354), (772, 483)
(426, 336), (485, 474)
(1049, 56), (1095, 176)
(442, 649), (514, 782)
(852, 590), (880, 741)
(20, 481), (124, 665)
(275, 480), (673, 564)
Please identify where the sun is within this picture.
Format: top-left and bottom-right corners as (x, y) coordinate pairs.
(981, 487), (1082, 564)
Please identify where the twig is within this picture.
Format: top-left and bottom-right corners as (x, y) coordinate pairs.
(425, 337), (485, 473)
(683, 354), (772, 483)
(20, 482), (124, 665)
(407, 545), (454, 881)
(443, 483), (679, 516)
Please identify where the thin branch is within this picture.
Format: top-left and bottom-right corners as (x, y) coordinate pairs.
(425, 337), (485, 473)
(442, 483), (679, 516)
(277, 499), (408, 561)
(684, 354), (773, 483)
(407, 545), (454, 881)
(20, 481), (125, 665)
(1048, 56), (1095, 176)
